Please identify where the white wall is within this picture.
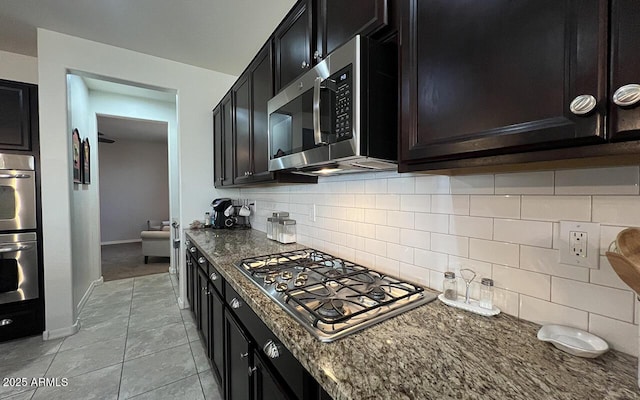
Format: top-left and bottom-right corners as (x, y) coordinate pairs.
(235, 166), (640, 356)
(37, 29), (237, 338)
(99, 138), (169, 243)
(67, 74), (100, 319)
(0, 50), (38, 84)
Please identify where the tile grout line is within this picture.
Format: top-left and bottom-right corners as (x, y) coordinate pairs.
(117, 277), (136, 400)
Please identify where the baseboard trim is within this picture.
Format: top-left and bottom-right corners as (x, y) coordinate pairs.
(42, 319), (80, 341)
(76, 276), (104, 316)
(101, 239), (142, 245)
(178, 296), (188, 310)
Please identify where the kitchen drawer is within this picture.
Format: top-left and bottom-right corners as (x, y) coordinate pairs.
(225, 282), (307, 400)
(0, 303), (41, 342)
(208, 262), (224, 296)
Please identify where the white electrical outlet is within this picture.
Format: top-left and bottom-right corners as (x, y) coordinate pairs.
(559, 221), (600, 268)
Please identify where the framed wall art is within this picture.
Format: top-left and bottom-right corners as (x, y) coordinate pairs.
(72, 128), (82, 184)
(82, 138), (91, 184)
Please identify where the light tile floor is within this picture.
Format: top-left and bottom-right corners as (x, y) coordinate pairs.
(0, 273), (223, 400)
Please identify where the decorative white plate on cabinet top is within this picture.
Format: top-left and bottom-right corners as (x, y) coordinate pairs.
(537, 325), (609, 358)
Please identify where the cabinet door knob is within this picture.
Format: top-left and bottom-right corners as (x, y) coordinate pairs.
(230, 298), (242, 309)
(613, 84), (640, 107)
(240, 352), (249, 358)
(189, 246), (197, 253)
(569, 95), (597, 115)
(185, 239), (191, 246)
(263, 340), (282, 359)
(248, 366), (257, 376)
(198, 257), (206, 264)
(314, 50), (323, 61)
(210, 272), (218, 281)
(0, 319), (13, 326)
(301, 60), (310, 69)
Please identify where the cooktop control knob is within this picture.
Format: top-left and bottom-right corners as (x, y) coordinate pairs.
(263, 340), (282, 359)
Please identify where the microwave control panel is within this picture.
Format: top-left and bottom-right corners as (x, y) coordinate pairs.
(334, 67), (352, 140)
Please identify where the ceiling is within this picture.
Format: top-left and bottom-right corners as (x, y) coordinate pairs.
(0, 0), (297, 76)
(97, 115), (168, 143)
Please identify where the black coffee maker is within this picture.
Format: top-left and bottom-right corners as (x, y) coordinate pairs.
(211, 198), (233, 229)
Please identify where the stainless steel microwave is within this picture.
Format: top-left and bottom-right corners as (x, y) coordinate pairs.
(267, 35), (397, 175)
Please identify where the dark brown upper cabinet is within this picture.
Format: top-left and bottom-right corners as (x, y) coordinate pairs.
(250, 44), (275, 183)
(233, 73), (252, 185)
(274, 0), (313, 93)
(0, 80), (35, 152)
(609, 0), (640, 141)
(316, 0), (388, 61)
(213, 92), (234, 187)
(399, 0), (608, 170)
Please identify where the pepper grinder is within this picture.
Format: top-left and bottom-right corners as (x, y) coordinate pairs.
(459, 268), (476, 304)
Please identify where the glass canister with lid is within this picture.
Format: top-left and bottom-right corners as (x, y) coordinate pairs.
(278, 219), (297, 244)
(268, 212), (289, 241)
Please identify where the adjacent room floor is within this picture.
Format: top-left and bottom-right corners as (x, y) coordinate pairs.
(101, 242), (170, 282)
(0, 273), (222, 400)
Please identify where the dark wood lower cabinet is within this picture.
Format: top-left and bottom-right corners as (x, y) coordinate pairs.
(225, 310), (251, 400)
(185, 241), (332, 400)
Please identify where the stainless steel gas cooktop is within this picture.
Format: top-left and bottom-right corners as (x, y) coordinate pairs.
(236, 249), (437, 342)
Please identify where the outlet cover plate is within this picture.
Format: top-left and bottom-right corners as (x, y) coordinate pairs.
(559, 221), (600, 268)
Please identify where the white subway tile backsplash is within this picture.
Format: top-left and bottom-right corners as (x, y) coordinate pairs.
(387, 177), (415, 194)
(387, 211), (415, 229)
(345, 235), (365, 251)
(387, 244), (415, 264)
(599, 225), (626, 255)
(493, 288), (520, 317)
(364, 209), (387, 225)
(376, 226), (400, 244)
(469, 195), (520, 219)
(555, 167), (640, 195)
(431, 233), (469, 257)
(414, 249), (448, 271)
(469, 239), (519, 267)
(521, 196), (591, 222)
(415, 175), (450, 194)
(355, 223), (376, 239)
(450, 175), (495, 195)
(449, 215), (493, 240)
(354, 194), (376, 209)
(519, 295), (588, 330)
(495, 171), (554, 195)
(345, 208), (365, 222)
(400, 195), (431, 213)
(519, 245), (589, 282)
(365, 178), (388, 194)
(354, 250), (375, 267)
(447, 256), (492, 279)
(493, 265), (550, 300)
(414, 213), (449, 234)
(431, 195), (469, 215)
(589, 314), (638, 355)
(593, 196), (640, 226)
(591, 256), (633, 291)
(376, 194), (400, 210)
(375, 256), (400, 277)
(551, 277), (634, 322)
(400, 229), (430, 249)
(365, 238), (387, 257)
(399, 262), (430, 286)
(493, 219), (553, 248)
(344, 180), (365, 194)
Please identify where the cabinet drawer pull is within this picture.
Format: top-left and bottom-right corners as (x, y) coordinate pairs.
(613, 84), (640, 107)
(198, 257), (206, 264)
(230, 298), (242, 309)
(210, 272), (218, 281)
(189, 246), (197, 253)
(248, 366), (257, 376)
(569, 95), (597, 115)
(314, 50), (323, 61)
(240, 352), (249, 358)
(0, 319), (13, 326)
(301, 60), (309, 69)
(263, 340), (282, 359)
(185, 239), (191, 246)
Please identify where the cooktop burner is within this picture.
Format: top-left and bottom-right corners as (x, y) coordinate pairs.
(237, 249), (437, 342)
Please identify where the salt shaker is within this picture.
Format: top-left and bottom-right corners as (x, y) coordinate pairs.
(479, 278), (494, 309)
(443, 271), (457, 301)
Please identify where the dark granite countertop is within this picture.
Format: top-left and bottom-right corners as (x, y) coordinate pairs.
(185, 228), (640, 400)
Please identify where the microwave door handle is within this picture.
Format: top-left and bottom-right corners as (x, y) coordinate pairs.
(0, 173), (31, 179)
(313, 77), (326, 145)
(0, 244), (32, 253)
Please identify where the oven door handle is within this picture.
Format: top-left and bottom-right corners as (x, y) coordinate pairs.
(0, 244), (32, 253)
(312, 76), (327, 146)
(0, 173), (31, 179)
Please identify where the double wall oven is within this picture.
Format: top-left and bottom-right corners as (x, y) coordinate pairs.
(0, 153), (40, 337)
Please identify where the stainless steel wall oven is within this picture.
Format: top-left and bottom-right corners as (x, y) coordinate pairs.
(0, 153), (36, 232)
(0, 232), (38, 305)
